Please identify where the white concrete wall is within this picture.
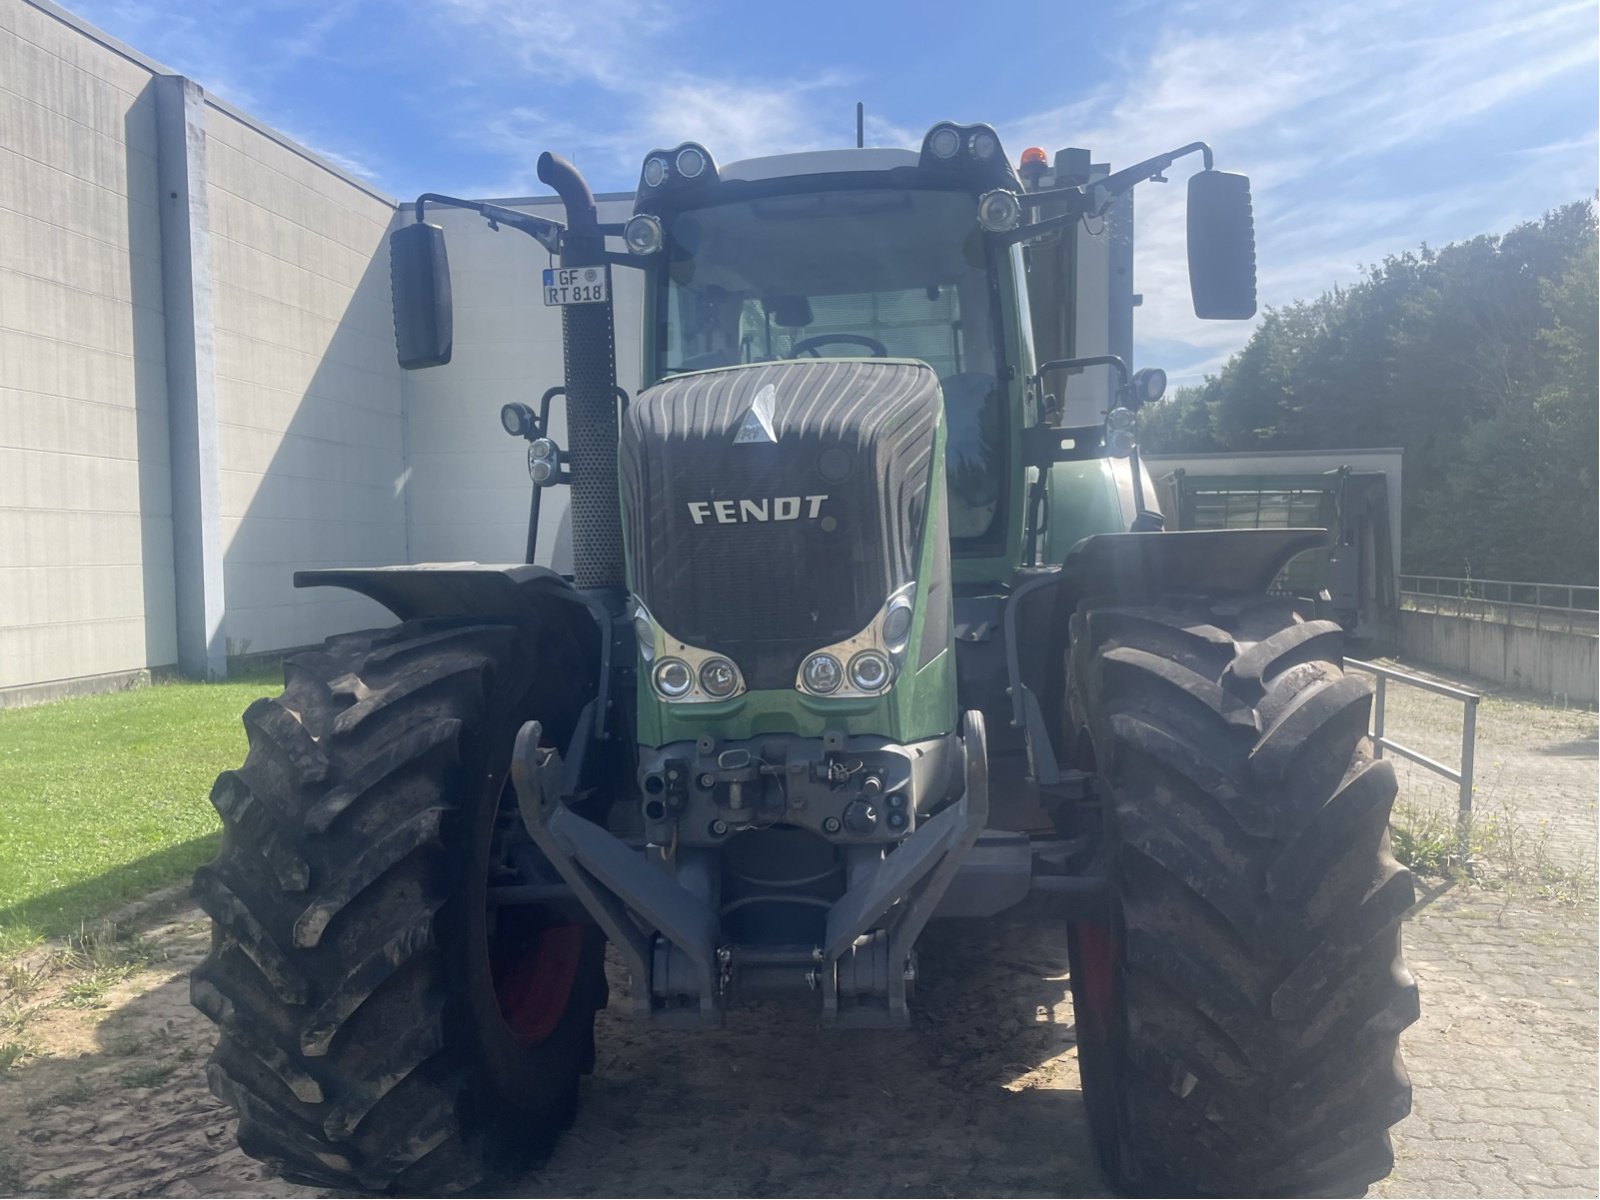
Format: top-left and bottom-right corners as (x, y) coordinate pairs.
(205, 104), (404, 655)
(0, 0), (176, 690)
(400, 197), (642, 572)
(1397, 610), (1598, 706)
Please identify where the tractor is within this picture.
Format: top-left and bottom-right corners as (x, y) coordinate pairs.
(191, 122), (1418, 1196)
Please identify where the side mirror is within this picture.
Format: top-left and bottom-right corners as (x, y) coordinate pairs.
(1187, 170), (1257, 320)
(391, 221), (452, 369)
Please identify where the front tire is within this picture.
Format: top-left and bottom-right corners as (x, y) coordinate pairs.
(191, 619), (607, 1194)
(1067, 595), (1418, 1197)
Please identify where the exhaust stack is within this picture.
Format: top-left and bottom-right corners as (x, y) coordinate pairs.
(538, 151), (623, 590)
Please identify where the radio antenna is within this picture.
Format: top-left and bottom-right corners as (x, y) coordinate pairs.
(856, 102), (864, 148)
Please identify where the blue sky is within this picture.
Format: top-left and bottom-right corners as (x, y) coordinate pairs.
(70, 0), (1599, 383)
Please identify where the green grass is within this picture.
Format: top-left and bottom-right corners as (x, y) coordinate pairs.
(0, 672), (277, 949)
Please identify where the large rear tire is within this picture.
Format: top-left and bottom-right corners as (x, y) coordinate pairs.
(191, 619), (607, 1194)
(1066, 594), (1417, 1197)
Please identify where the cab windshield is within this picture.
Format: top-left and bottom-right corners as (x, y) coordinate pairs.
(656, 188), (1006, 541)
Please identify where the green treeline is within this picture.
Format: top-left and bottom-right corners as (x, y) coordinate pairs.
(1140, 200), (1598, 585)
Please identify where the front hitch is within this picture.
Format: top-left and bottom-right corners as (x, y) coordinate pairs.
(510, 713), (989, 1027)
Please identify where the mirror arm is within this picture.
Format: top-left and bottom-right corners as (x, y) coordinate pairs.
(414, 193), (565, 255)
(1014, 141), (1214, 219)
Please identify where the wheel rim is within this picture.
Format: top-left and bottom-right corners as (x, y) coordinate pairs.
(491, 917), (586, 1045)
(1074, 920), (1118, 1036)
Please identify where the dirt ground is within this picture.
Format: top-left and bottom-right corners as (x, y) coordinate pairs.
(0, 671), (1594, 1199)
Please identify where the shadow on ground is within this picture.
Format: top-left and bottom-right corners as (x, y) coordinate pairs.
(0, 899), (1109, 1199)
(0, 835), (219, 942)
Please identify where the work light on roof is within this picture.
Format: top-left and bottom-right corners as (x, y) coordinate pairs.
(927, 125), (962, 160)
(969, 129), (999, 160)
(642, 155), (669, 188)
(675, 146), (707, 178)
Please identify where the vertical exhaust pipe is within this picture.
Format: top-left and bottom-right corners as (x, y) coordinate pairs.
(538, 151), (623, 590)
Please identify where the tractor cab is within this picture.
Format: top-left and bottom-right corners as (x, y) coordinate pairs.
(631, 138), (1034, 570)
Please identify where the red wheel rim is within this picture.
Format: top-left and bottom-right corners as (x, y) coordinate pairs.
(1076, 920), (1118, 1034)
(492, 922), (585, 1046)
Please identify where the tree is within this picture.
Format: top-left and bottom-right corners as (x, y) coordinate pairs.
(1139, 200), (1598, 584)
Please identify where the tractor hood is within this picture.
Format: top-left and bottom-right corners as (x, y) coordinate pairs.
(620, 359), (946, 694)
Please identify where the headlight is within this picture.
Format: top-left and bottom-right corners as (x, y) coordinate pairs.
(623, 213), (663, 256)
(500, 402), (535, 439)
(675, 146), (707, 179)
(882, 596), (913, 649)
(969, 129), (998, 160)
(528, 437), (560, 485)
(848, 651), (891, 693)
(633, 611), (655, 662)
(927, 125), (962, 160)
(653, 658), (693, 699)
(699, 657), (738, 698)
(1130, 367), (1167, 407)
(978, 189), (1021, 233)
(801, 653), (843, 695)
(642, 155), (668, 187)
(1105, 407), (1137, 458)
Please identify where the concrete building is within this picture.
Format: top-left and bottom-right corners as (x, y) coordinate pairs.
(0, 0), (642, 704)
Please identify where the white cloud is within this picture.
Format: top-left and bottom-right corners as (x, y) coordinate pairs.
(1002, 0), (1597, 382)
(426, 0), (854, 190)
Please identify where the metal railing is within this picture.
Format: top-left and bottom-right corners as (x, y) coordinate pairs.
(1399, 574), (1599, 635)
(1346, 659), (1479, 836)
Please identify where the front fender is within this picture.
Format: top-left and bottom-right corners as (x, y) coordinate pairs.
(1003, 528), (1328, 785)
(295, 563), (605, 693)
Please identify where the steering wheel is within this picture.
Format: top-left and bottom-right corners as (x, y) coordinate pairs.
(788, 333), (889, 359)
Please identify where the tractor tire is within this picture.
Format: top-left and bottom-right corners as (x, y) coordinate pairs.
(191, 619), (608, 1194)
(1065, 594), (1417, 1197)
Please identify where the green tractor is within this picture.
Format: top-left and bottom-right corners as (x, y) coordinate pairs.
(192, 123), (1417, 1196)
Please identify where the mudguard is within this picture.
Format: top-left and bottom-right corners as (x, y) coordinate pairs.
(1004, 528), (1329, 785)
(295, 563), (606, 701)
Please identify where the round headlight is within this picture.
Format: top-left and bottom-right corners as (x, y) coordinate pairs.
(1131, 367), (1168, 407)
(699, 657), (738, 698)
(1106, 427), (1136, 458)
(500, 402), (534, 438)
(882, 601), (913, 649)
(653, 658), (693, 698)
(624, 213), (664, 256)
(642, 156), (668, 188)
(928, 125), (962, 160)
(675, 146), (707, 179)
(528, 437), (559, 485)
(977, 189), (1021, 233)
(801, 653), (843, 695)
(633, 612), (655, 662)
(969, 129), (998, 160)
(848, 651), (891, 693)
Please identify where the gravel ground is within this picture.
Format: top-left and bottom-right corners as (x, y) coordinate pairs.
(0, 666), (1593, 1199)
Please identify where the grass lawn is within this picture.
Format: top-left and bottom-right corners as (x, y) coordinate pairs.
(0, 672), (279, 953)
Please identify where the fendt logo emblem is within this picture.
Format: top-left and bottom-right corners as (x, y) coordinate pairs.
(733, 383), (779, 445)
(687, 496), (829, 525)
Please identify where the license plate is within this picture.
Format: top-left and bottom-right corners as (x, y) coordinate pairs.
(542, 266), (610, 306)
